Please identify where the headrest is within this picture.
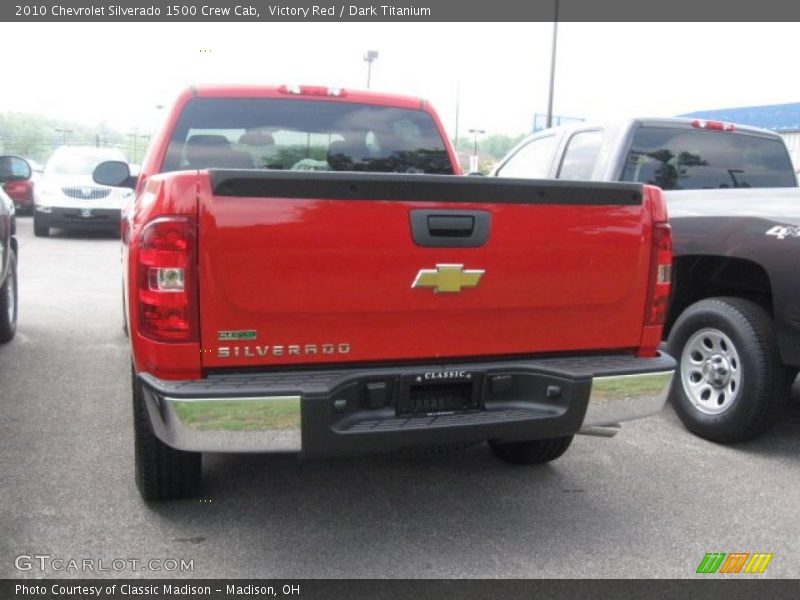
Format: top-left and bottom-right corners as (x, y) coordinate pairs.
(239, 131), (275, 147)
(184, 135), (253, 169)
(186, 134), (230, 147)
(327, 138), (369, 171)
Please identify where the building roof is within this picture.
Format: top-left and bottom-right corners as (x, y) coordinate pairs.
(680, 103), (800, 132)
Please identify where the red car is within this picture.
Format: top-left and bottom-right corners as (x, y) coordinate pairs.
(0, 158), (34, 214)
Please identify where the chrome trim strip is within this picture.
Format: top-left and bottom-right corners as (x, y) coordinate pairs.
(581, 370), (674, 430)
(142, 391), (302, 453)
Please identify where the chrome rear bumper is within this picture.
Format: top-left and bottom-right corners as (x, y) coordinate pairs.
(579, 371), (674, 437)
(141, 391), (302, 452)
(138, 353), (676, 454)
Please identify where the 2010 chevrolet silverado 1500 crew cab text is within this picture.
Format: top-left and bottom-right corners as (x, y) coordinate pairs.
(494, 117), (799, 443)
(95, 85), (676, 500)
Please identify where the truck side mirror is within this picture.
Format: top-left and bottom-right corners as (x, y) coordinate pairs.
(94, 160), (136, 189)
(0, 156), (32, 183)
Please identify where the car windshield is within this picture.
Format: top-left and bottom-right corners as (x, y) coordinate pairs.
(621, 127), (797, 189)
(161, 97), (454, 175)
(45, 149), (127, 176)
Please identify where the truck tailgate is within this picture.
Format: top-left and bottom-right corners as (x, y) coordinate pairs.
(197, 172), (651, 368)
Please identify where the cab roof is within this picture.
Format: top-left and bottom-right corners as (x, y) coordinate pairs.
(188, 84), (427, 110)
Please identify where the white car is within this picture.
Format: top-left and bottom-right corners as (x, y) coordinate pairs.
(33, 146), (133, 237)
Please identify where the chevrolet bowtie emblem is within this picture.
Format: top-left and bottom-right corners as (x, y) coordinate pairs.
(411, 264), (485, 293)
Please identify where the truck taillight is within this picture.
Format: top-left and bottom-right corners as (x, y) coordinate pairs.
(278, 84), (347, 97)
(136, 216), (198, 342)
(638, 184), (673, 357)
(645, 222), (673, 327)
(690, 119), (735, 131)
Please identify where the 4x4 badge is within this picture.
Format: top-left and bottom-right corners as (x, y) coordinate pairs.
(411, 264), (485, 293)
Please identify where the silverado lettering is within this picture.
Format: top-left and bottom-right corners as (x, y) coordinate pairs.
(218, 344), (351, 358)
(102, 84), (676, 501)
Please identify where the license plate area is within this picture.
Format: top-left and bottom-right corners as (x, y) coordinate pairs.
(398, 372), (482, 416)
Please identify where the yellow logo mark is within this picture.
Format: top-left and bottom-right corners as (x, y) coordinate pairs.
(744, 553), (773, 574)
(411, 264), (485, 293)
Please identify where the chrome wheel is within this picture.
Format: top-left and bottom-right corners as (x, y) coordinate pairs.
(680, 328), (741, 415)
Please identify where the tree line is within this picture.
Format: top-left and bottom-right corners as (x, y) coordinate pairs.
(0, 113), (145, 164)
(453, 133), (527, 173)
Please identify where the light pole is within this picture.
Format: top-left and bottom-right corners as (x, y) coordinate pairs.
(363, 50), (379, 88)
(467, 128), (485, 173)
(546, 0), (560, 129)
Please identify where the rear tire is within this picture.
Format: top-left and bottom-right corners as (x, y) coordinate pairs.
(132, 369), (201, 500)
(0, 250), (18, 343)
(33, 215), (49, 237)
(489, 435), (573, 465)
(666, 297), (786, 443)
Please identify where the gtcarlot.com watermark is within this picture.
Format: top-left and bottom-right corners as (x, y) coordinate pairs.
(15, 554), (194, 573)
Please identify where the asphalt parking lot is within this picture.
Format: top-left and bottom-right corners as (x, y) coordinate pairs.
(1, 216), (798, 579)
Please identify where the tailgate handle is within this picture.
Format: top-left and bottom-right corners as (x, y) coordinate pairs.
(428, 215), (475, 237)
(410, 209), (490, 248)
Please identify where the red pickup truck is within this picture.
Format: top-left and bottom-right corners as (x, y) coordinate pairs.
(95, 85), (676, 500)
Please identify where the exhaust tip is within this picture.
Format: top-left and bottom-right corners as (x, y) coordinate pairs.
(578, 424), (621, 438)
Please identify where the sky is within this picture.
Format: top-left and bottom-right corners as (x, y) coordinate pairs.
(1, 22), (798, 139)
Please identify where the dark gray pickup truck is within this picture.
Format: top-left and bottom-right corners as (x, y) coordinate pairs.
(493, 118), (800, 443)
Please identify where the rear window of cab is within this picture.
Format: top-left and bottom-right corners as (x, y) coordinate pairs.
(621, 127), (796, 189)
(161, 97), (454, 175)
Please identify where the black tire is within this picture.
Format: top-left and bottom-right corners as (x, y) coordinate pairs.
(33, 215), (49, 237)
(489, 435), (573, 465)
(0, 249), (18, 343)
(132, 369), (201, 500)
(666, 297), (787, 443)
